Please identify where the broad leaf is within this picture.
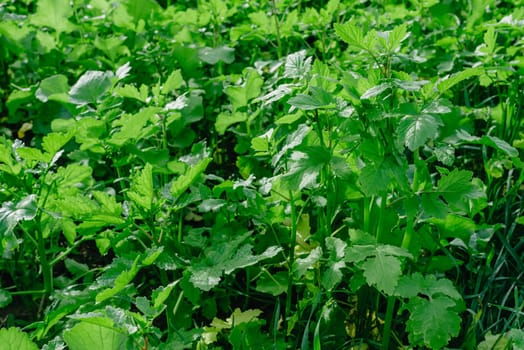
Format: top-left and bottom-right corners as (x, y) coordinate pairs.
(255, 271), (288, 296)
(397, 114), (442, 151)
(215, 112), (247, 135)
(437, 169), (484, 209)
(63, 321), (127, 350)
(288, 86), (335, 110)
(0, 327), (38, 350)
(362, 253), (402, 295)
(36, 75), (69, 103)
(199, 46), (235, 64)
(69, 71), (113, 105)
(31, 0), (75, 33)
(405, 296), (461, 349)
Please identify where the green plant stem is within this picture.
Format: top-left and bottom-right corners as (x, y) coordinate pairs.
(381, 296), (396, 350)
(270, 0), (282, 58)
(36, 226), (53, 296)
(375, 193), (387, 243)
(285, 190), (298, 331)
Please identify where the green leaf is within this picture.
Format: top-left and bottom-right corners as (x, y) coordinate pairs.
(362, 253), (402, 295)
(108, 107), (159, 146)
(293, 247), (322, 279)
(190, 244), (282, 291)
(282, 147), (330, 191)
(360, 83), (391, 99)
(69, 71), (113, 105)
(96, 256), (140, 303)
(152, 281), (179, 309)
(288, 87), (335, 110)
(199, 46), (235, 64)
(215, 112), (247, 135)
(128, 163), (154, 211)
(171, 157), (212, 199)
(114, 84), (148, 103)
(63, 321), (127, 350)
(42, 132), (73, 158)
(397, 114), (442, 151)
(405, 296), (461, 349)
(334, 21), (365, 49)
(284, 50), (312, 79)
(31, 0), (75, 33)
(0, 327), (38, 350)
(395, 273), (462, 300)
(437, 67), (483, 94)
(255, 271), (288, 296)
(225, 68), (263, 111)
(0, 195), (38, 256)
(35, 75), (69, 103)
(0, 289), (13, 307)
(161, 69), (184, 94)
(358, 163), (390, 196)
(437, 169), (484, 208)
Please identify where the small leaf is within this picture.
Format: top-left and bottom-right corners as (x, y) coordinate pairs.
(437, 169), (484, 209)
(334, 21), (365, 49)
(162, 69), (184, 94)
(0, 289), (13, 307)
(284, 50), (312, 79)
(128, 163), (154, 211)
(96, 256), (140, 303)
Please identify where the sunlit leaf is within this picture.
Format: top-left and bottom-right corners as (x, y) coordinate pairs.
(69, 71), (113, 105)
(63, 321), (127, 350)
(0, 327), (38, 350)
(31, 0), (75, 33)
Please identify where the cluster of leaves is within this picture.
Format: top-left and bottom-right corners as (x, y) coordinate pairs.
(0, 0), (523, 349)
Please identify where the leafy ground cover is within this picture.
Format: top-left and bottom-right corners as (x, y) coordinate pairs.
(0, 0), (523, 349)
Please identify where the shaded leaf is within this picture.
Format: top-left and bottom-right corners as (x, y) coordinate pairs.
(406, 296), (461, 349)
(255, 271), (288, 296)
(199, 46), (235, 64)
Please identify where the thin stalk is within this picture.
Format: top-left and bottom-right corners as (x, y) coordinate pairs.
(270, 0), (282, 58)
(285, 190), (298, 331)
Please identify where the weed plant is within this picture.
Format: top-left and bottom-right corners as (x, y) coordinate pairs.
(0, 0), (523, 349)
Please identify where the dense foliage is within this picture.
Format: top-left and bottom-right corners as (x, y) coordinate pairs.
(0, 0), (523, 349)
